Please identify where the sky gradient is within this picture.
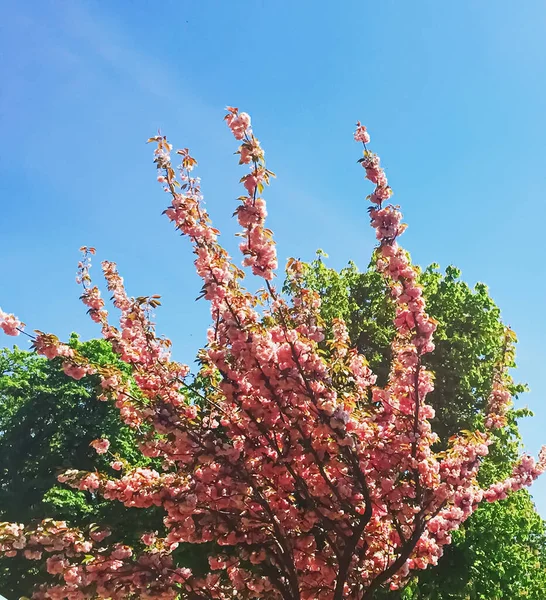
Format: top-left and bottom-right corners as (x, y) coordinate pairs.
(2, 0), (546, 513)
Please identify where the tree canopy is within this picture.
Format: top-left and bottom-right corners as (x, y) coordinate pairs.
(0, 113), (544, 600)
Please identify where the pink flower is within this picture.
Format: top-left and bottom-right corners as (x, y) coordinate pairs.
(225, 108), (252, 140)
(354, 121), (371, 144)
(90, 438), (110, 455)
(64, 566), (82, 585)
(46, 555), (68, 574)
(80, 473), (100, 491)
(90, 529), (111, 542)
(62, 362), (89, 380)
(111, 544), (132, 560)
(0, 308), (23, 336)
(74, 540), (92, 553)
(141, 532), (157, 546)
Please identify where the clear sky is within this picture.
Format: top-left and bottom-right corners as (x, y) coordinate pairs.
(1, 0), (546, 514)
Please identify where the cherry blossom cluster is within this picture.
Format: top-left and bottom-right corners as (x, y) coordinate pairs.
(0, 520), (191, 600)
(0, 307), (24, 336)
(225, 107), (277, 280)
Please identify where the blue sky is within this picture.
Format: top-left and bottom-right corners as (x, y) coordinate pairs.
(2, 0), (546, 513)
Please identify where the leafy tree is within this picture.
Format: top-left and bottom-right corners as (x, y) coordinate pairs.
(299, 255), (546, 598)
(0, 113), (544, 599)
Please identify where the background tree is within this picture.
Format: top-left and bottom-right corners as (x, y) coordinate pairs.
(299, 255), (546, 598)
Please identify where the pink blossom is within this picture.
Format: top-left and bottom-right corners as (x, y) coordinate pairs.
(0, 308), (23, 336)
(62, 362), (89, 380)
(90, 438), (110, 455)
(141, 532), (157, 546)
(354, 121), (371, 144)
(89, 529), (111, 542)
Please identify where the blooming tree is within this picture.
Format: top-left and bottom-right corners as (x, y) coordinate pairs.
(0, 111), (544, 600)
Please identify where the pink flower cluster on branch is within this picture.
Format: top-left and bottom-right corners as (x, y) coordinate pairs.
(0, 307), (24, 336)
(0, 112), (544, 600)
(225, 107), (277, 280)
(0, 520), (193, 600)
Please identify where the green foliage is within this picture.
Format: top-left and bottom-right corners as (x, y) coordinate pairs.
(0, 336), (163, 599)
(299, 253), (546, 599)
